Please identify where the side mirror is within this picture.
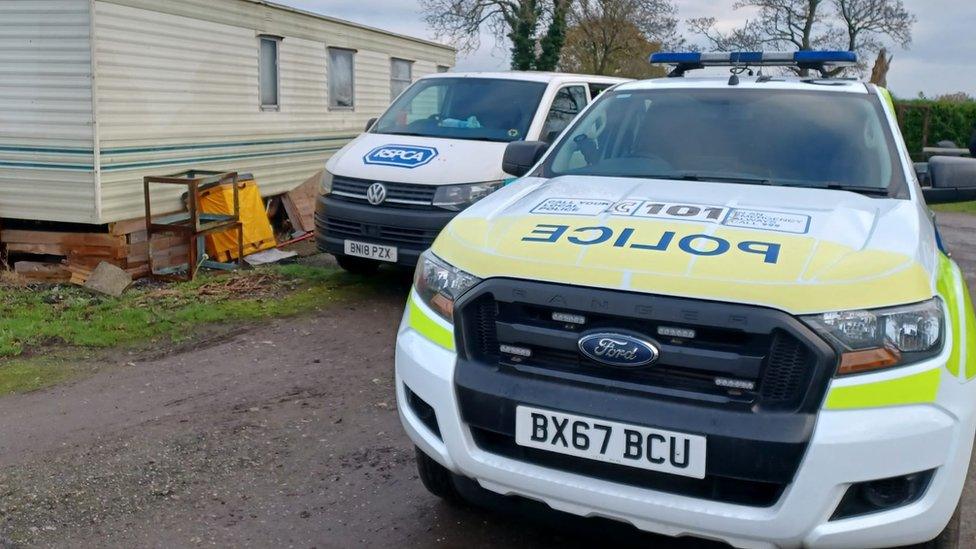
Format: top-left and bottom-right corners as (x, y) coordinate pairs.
(502, 141), (549, 177)
(923, 156), (976, 204)
(365, 117), (378, 132)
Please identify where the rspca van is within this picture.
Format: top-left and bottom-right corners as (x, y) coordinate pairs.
(316, 72), (628, 273)
(395, 52), (976, 548)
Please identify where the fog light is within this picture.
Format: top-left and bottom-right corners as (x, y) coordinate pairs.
(405, 385), (441, 439)
(831, 470), (934, 520)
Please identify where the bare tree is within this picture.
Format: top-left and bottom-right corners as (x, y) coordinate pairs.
(558, 0), (680, 77)
(420, 0), (571, 70)
(869, 47), (892, 86)
(689, 0), (915, 76)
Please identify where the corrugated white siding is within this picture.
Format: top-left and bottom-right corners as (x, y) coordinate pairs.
(93, 0), (455, 222)
(0, 0), (96, 223)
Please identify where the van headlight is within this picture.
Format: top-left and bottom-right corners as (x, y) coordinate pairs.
(414, 251), (481, 321)
(432, 181), (504, 211)
(321, 170), (334, 195)
(802, 298), (944, 376)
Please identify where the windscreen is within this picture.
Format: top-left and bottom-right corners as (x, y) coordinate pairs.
(544, 88), (904, 192)
(373, 78), (547, 143)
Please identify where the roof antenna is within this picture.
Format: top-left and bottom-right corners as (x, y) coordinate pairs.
(728, 66), (744, 86)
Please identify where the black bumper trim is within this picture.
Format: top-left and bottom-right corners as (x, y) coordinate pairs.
(314, 194), (457, 267)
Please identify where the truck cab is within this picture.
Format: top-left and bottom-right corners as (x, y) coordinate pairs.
(315, 72), (629, 274)
(395, 52), (976, 548)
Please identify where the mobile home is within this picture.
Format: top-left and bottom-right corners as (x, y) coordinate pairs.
(0, 0), (455, 225)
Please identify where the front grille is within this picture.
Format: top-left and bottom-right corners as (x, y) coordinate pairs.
(470, 427), (784, 507)
(452, 279), (836, 507)
(323, 218), (439, 247)
(761, 332), (811, 404)
(332, 175), (437, 207)
(460, 292), (821, 411)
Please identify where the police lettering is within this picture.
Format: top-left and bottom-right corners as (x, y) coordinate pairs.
(522, 224), (781, 264)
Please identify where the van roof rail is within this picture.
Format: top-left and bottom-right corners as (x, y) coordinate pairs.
(650, 51), (858, 78)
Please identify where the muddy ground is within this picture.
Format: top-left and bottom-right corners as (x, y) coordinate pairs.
(1, 212), (975, 548)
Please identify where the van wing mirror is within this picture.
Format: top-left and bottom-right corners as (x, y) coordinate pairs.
(365, 117), (378, 132)
(923, 156), (976, 204)
(503, 141), (549, 177)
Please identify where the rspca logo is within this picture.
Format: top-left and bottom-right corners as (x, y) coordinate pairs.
(578, 332), (659, 368)
(363, 145), (438, 168)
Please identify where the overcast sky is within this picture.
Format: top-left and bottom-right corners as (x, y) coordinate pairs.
(279, 0), (975, 98)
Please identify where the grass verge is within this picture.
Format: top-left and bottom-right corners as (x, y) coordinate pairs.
(932, 201), (976, 215)
(0, 263), (392, 395)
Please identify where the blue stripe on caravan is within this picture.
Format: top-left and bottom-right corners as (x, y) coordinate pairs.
(101, 135), (359, 155)
(101, 146), (343, 171)
(0, 160), (94, 171)
(0, 146), (94, 155)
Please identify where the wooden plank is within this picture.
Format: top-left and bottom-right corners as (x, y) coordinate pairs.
(110, 217), (150, 236)
(6, 242), (66, 256)
(1, 230), (125, 248)
(282, 171), (321, 233)
(14, 261), (71, 282)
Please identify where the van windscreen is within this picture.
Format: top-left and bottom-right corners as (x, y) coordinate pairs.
(373, 78), (547, 143)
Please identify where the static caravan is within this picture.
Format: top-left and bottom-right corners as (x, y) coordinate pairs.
(0, 0), (456, 225)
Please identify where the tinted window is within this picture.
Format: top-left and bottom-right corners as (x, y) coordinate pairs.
(329, 48), (355, 109)
(545, 89), (904, 192)
(373, 78), (547, 142)
(541, 85), (588, 143)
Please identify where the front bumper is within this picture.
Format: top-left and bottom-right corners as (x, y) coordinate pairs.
(314, 194), (457, 267)
(394, 302), (976, 549)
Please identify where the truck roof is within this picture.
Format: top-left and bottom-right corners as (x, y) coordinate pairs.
(420, 71), (630, 85)
(616, 76), (871, 94)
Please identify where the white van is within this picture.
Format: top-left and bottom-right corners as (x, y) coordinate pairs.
(315, 72), (628, 273)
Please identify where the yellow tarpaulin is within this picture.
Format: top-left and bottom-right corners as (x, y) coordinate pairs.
(199, 176), (275, 262)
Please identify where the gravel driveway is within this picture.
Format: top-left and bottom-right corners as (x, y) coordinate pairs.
(1, 214), (975, 548)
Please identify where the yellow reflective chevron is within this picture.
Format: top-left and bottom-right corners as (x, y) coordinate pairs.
(936, 254), (976, 379)
(824, 368), (942, 410)
(937, 254), (964, 377)
(879, 87), (897, 116)
(408, 292), (455, 351)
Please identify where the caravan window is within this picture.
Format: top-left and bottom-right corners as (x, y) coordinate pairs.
(391, 58), (413, 100)
(329, 48), (355, 110)
(259, 37), (279, 110)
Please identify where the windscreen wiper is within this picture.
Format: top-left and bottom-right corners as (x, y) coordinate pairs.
(673, 173), (775, 186)
(777, 181), (891, 196)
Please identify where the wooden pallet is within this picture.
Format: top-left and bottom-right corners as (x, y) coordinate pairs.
(1, 219), (188, 285)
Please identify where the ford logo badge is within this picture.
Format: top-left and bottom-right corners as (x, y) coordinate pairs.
(578, 331), (660, 368)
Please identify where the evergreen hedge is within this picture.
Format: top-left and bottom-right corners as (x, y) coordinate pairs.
(894, 99), (976, 157)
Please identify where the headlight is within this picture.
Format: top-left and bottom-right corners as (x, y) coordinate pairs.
(432, 180), (504, 211)
(802, 298), (944, 376)
(413, 251), (481, 322)
(321, 170), (334, 195)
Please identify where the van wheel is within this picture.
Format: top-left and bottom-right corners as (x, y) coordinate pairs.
(336, 255), (379, 275)
(911, 502), (960, 549)
(415, 447), (463, 505)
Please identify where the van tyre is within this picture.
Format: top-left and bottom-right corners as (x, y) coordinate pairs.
(415, 447), (463, 505)
(336, 255), (379, 275)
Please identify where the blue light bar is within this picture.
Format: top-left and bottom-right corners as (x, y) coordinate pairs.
(650, 50), (857, 68)
(649, 52), (702, 64)
(793, 50), (858, 64)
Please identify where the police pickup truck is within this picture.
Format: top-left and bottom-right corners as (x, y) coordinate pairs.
(394, 51), (976, 548)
